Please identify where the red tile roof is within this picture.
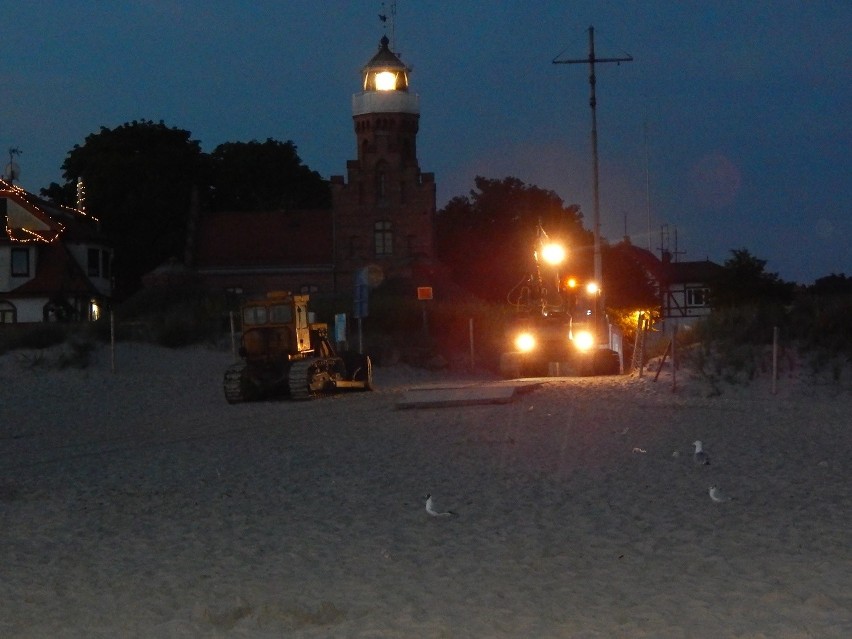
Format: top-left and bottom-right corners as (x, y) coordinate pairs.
(194, 209), (333, 267)
(9, 241), (97, 297)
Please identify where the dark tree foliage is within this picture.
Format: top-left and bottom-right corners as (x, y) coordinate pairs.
(40, 181), (76, 206)
(602, 242), (660, 311)
(45, 120), (206, 296)
(207, 139), (330, 211)
(710, 248), (795, 308)
(41, 124), (329, 297)
(809, 272), (852, 296)
(787, 273), (852, 359)
(435, 176), (591, 302)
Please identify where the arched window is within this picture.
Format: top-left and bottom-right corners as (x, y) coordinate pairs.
(374, 221), (393, 256)
(375, 162), (387, 202)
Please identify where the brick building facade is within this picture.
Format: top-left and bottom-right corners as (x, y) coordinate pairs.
(194, 36), (436, 299)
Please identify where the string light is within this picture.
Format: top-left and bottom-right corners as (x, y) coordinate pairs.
(1, 177), (99, 244)
(76, 177), (86, 213)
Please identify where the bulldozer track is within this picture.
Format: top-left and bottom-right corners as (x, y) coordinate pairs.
(223, 363), (246, 404)
(287, 358), (315, 400)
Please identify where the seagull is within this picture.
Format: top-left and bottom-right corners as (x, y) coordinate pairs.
(693, 440), (711, 465)
(709, 485), (732, 502)
(425, 494), (456, 517)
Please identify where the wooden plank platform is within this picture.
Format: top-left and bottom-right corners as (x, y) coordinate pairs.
(395, 382), (533, 409)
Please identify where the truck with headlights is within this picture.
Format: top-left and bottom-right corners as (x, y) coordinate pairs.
(499, 226), (620, 378)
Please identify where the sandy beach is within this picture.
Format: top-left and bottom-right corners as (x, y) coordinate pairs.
(1, 342), (850, 638)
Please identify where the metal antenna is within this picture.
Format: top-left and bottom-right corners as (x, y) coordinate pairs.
(379, 1), (398, 52)
(554, 26), (632, 320)
(6, 147), (22, 183)
(644, 119), (652, 252)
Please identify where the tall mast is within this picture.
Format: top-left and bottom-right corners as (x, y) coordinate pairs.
(644, 119), (652, 252)
(554, 26), (632, 315)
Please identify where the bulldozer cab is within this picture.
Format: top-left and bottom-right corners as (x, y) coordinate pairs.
(240, 292), (314, 363)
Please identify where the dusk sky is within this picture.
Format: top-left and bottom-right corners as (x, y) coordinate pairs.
(1, 1), (848, 285)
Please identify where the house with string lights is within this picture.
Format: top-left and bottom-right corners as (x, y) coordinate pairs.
(0, 179), (112, 323)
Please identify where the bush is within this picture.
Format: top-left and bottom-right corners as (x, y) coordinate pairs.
(114, 281), (227, 348)
(674, 290), (852, 386)
(6, 329), (96, 369)
(359, 294), (515, 372)
(0, 323), (69, 354)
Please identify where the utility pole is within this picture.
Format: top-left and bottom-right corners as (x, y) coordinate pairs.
(554, 26), (632, 333)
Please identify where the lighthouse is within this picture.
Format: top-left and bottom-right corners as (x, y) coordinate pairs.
(331, 35), (436, 288)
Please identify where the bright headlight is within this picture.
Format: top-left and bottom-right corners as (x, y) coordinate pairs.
(514, 332), (536, 353)
(573, 330), (595, 352)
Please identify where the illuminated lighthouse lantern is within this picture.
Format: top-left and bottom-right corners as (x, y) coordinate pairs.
(353, 35), (419, 118)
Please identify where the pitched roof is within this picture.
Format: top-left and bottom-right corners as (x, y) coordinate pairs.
(363, 35), (408, 73)
(8, 240), (97, 297)
(667, 259), (724, 284)
(617, 241), (723, 286)
(193, 209), (333, 269)
(1, 179), (104, 245)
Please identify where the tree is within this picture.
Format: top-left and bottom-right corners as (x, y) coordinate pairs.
(710, 248), (794, 308)
(207, 139), (330, 211)
(42, 125), (330, 297)
(809, 273), (852, 296)
(46, 120), (206, 296)
(602, 242), (659, 311)
(435, 176), (590, 301)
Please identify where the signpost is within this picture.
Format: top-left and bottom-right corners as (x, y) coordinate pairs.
(353, 269), (370, 353)
(417, 286), (433, 334)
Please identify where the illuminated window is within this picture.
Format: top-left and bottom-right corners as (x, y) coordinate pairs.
(11, 248), (29, 276)
(374, 71), (397, 91)
(374, 220), (393, 256)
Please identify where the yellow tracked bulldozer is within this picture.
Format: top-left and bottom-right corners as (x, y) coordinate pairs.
(224, 292), (373, 402)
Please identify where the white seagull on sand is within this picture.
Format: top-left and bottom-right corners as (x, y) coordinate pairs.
(425, 494), (456, 517)
(693, 440), (711, 465)
(709, 485), (732, 502)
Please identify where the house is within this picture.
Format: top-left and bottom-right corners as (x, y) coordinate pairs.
(618, 241), (724, 329)
(0, 179), (112, 323)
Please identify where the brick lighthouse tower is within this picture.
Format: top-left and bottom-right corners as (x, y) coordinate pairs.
(330, 35), (436, 290)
